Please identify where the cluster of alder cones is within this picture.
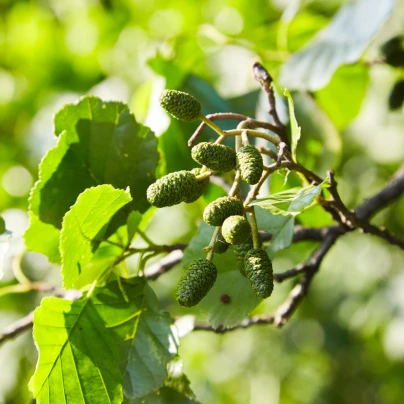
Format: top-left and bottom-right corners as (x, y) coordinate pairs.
(146, 90), (273, 307)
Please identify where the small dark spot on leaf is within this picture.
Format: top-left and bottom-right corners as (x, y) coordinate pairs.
(220, 294), (231, 304)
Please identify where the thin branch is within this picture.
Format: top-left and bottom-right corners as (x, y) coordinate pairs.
(252, 61), (289, 146)
(145, 250), (184, 280)
(192, 314), (274, 333)
(273, 229), (341, 327)
(0, 312), (34, 344)
(274, 227), (342, 283)
(355, 165), (404, 220)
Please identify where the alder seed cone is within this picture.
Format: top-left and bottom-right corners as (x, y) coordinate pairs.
(185, 168), (210, 203)
(215, 232), (230, 254)
(147, 170), (203, 208)
(191, 142), (236, 172)
(159, 89), (201, 121)
(233, 237), (253, 276)
(203, 196), (244, 226)
(176, 259), (218, 307)
(236, 145), (263, 185)
(244, 248), (274, 299)
(222, 215), (251, 245)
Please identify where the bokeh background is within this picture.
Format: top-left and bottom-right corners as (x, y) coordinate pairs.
(1, 0), (404, 403)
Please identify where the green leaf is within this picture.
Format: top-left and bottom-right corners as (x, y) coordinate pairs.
(98, 281), (178, 399)
(125, 360), (198, 404)
(182, 222), (237, 273)
(316, 64), (370, 130)
(24, 215), (62, 264)
(284, 89), (301, 162)
(255, 206), (294, 254)
(250, 180), (328, 217)
(29, 296), (123, 404)
(25, 96), (158, 263)
(292, 92), (342, 174)
(198, 270), (262, 329)
(127, 211), (143, 246)
(280, 0), (394, 90)
(60, 185), (132, 289)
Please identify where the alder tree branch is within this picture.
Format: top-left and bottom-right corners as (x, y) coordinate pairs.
(2, 66), (404, 344)
(0, 312), (34, 344)
(252, 61), (289, 146)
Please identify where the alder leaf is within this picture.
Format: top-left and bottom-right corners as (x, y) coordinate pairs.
(255, 206), (294, 254)
(198, 269), (261, 329)
(280, 0), (394, 90)
(250, 180), (328, 217)
(97, 281), (179, 399)
(60, 185), (132, 289)
(284, 89), (301, 162)
(29, 296), (123, 404)
(25, 96), (158, 263)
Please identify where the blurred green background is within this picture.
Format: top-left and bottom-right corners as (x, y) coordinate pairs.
(1, 0), (404, 403)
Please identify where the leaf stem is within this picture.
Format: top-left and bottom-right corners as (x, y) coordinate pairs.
(137, 230), (157, 247)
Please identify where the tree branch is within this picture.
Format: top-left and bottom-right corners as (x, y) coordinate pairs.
(252, 61), (289, 146)
(355, 165), (404, 220)
(0, 312), (34, 344)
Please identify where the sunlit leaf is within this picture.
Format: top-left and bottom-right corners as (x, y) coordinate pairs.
(25, 96), (158, 263)
(60, 185), (132, 289)
(29, 296), (123, 404)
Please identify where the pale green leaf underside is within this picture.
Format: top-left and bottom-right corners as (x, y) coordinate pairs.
(255, 206), (294, 255)
(250, 180), (328, 216)
(60, 185), (132, 289)
(198, 270), (261, 329)
(280, 0), (393, 90)
(284, 89), (301, 162)
(29, 297), (123, 404)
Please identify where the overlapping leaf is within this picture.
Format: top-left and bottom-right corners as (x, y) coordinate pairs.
(96, 281), (178, 399)
(25, 96), (158, 263)
(60, 185), (132, 289)
(30, 281), (178, 403)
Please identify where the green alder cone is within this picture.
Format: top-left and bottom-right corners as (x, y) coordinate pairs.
(184, 168), (210, 203)
(215, 232), (230, 254)
(147, 170), (201, 208)
(221, 215), (251, 245)
(244, 248), (274, 299)
(191, 142), (236, 172)
(159, 89), (201, 121)
(203, 196), (244, 226)
(176, 259), (218, 307)
(233, 237), (253, 276)
(236, 145), (264, 185)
